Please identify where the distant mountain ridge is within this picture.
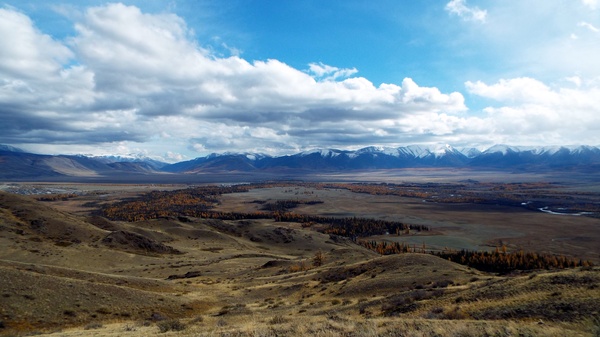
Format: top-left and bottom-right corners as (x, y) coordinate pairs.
(2, 144), (600, 179)
(0, 144), (25, 153)
(0, 146), (166, 179)
(163, 144), (600, 173)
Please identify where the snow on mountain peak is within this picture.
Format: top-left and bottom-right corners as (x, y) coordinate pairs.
(431, 144), (456, 156)
(206, 152), (269, 160)
(300, 149), (345, 157)
(483, 144), (521, 155)
(481, 145), (599, 156)
(180, 144), (600, 167)
(352, 146), (400, 158)
(458, 147), (482, 158)
(399, 144), (456, 158)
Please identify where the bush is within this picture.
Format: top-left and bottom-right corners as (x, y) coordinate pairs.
(123, 324), (137, 332)
(269, 315), (287, 325)
(84, 322), (103, 330)
(432, 279), (454, 288)
(289, 261), (308, 273)
(157, 319), (186, 333)
(441, 306), (470, 320)
(313, 251), (325, 267)
(63, 310), (76, 317)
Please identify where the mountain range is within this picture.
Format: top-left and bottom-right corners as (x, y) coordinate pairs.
(2, 144), (600, 180)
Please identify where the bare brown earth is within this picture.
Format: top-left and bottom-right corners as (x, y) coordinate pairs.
(0, 183), (599, 336)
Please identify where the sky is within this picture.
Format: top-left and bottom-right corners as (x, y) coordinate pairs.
(1, 0), (600, 162)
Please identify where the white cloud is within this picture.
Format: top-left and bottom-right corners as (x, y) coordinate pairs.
(0, 7), (73, 77)
(0, 7), (99, 145)
(0, 4), (469, 156)
(579, 21), (600, 33)
(465, 77), (557, 104)
(3, 3), (600, 158)
(465, 77), (600, 145)
(582, 0), (599, 10)
(438, 1), (600, 91)
(565, 76), (582, 87)
(445, 0), (487, 23)
(308, 62), (358, 81)
(166, 151), (184, 162)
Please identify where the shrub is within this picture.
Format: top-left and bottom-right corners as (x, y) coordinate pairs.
(441, 306), (470, 320)
(289, 261), (308, 273)
(269, 315), (287, 325)
(313, 251), (325, 267)
(84, 322), (103, 330)
(96, 307), (111, 315)
(123, 324), (137, 332)
(432, 279), (454, 288)
(149, 312), (167, 321)
(63, 310), (76, 317)
(157, 319), (186, 333)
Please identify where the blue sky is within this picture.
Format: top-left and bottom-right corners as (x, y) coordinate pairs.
(1, 1), (600, 161)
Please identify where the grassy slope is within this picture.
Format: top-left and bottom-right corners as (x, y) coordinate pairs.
(0, 191), (599, 336)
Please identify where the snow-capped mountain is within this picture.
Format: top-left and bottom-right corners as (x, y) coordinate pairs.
(470, 145), (600, 168)
(163, 144), (600, 173)
(0, 146), (167, 179)
(458, 147), (482, 158)
(162, 152), (272, 173)
(2, 144), (600, 179)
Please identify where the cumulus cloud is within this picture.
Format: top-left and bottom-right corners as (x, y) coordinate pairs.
(2, 3), (600, 160)
(445, 0), (487, 23)
(0, 8), (73, 77)
(465, 78), (557, 104)
(0, 3), (471, 158)
(0, 7), (100, 144)
(466, 77), (600, 145)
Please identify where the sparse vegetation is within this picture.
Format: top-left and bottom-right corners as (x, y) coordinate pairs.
(0, 182), (599, 337)
(156, 319), (186, 333)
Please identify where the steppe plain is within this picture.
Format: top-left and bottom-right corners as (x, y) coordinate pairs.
(1, 170), (599, 336)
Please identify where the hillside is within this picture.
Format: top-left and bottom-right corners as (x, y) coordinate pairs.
(0, 148), (164, 180)
(0, 186), (599, 336)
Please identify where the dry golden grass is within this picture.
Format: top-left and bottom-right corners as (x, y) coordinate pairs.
(32, 314), (597, 337)
(1, 187), (599, 336)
